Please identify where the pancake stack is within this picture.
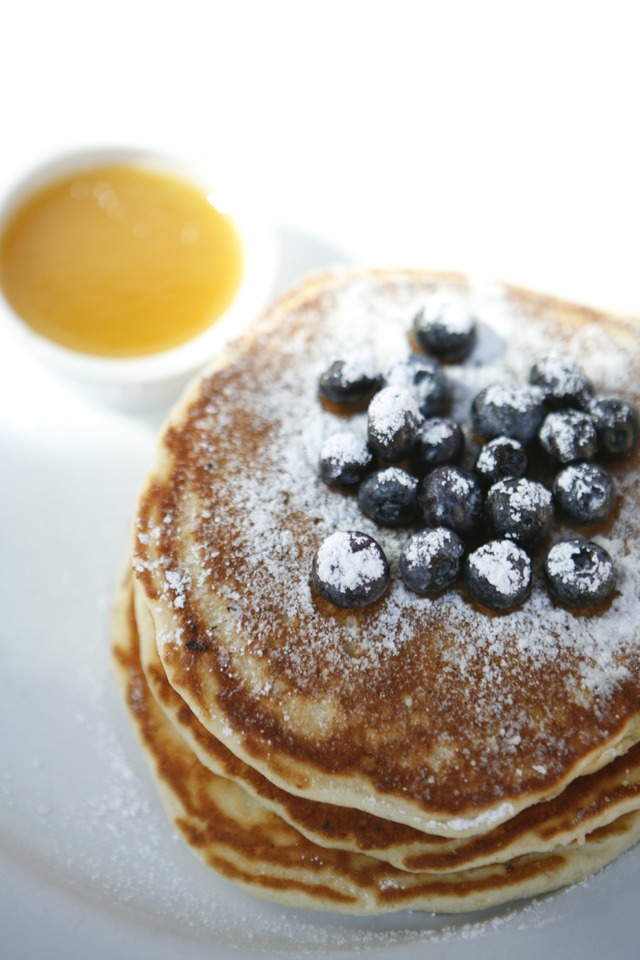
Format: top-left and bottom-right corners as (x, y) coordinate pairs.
(112, 268), (640, 914)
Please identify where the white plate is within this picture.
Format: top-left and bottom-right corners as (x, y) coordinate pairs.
(1, 226), (639, 960)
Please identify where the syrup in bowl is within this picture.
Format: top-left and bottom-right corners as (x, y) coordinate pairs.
(0, 150), (274, 389)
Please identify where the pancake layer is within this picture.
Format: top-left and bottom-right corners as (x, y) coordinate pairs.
(131, 269), (640, 836)
(113, 571), (640, 914)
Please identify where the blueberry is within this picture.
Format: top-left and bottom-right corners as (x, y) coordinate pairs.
(358, 467), (419, 526)
(400, 527), (465, 595)
(485, 477), (554, 546)
(539, 410), (598, 465)
(553, 462), (617, 525)
(410, 417), (464, 476)
(383, 354), (449, 417)
(367, 386), (421, 462)
(473, 436), (528, 490)
(319, 433), (374, 487)
(464, 539), (532, 610)
(418, 465), (483, 534)
(471, 384), (545, 444)
(529, 355), (593, 409)
(311, 531), (390, 608)
(319, 352), (380, 405)
(544, 539), (615, 607)
(586, 397), (639, 460)
(412, 294), (477, 362)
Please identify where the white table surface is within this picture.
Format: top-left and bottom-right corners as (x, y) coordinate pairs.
(1, 3), (639, 958)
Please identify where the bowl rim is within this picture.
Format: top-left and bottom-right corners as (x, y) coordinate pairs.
(0, 145), (276, 385)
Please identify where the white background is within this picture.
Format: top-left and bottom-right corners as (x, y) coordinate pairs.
(4, 0), (640, 315)
(1, 2), (640, 959)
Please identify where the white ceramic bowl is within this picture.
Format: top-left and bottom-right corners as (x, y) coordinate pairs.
(0, 146), (276, 399)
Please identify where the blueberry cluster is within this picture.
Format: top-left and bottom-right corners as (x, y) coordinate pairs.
(312, 309), (638, 612)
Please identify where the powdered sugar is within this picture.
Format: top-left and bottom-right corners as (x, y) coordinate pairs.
(420, 292), (476, 334)
(164, 568), (192, 609)
(314, 531), (386, 593)
(487, 478), (553, 531)
(539, 410), (598, 464)
(320, 432), (370, 465)
(403, 527), (452, 564)
(556, 466), (590, 496)
(480, 383), (543, 414)
(134, 271), (640, 826)
(420, 418), (454, 444)
(546, 540), (613, 591)
(138, 276), (638, 683)
(449, 469), (475, 497)
(467, 540), (532, 597)
(367, 386), (419, 441)
(340, 348), (379, 382)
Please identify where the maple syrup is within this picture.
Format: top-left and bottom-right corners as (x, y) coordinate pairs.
(0, 163), (244, 357)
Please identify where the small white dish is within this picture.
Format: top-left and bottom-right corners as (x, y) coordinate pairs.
(0, 146), (276, 399)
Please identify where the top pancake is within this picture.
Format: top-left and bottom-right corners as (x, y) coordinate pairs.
(132, 268), (640, 837)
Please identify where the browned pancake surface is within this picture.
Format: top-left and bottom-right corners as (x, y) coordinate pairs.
(133, 269), (640, 834)
(113, 570), (640, 914)
(135, 576), (640, 872)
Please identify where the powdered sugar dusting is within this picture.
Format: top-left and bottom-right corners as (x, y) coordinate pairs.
(133, 271), (640, 824)
(483, 383), (543, 413)
(422, 291), (476, 334)
(403, 527), (452, 565)
(468, 541), (531, 596)
(489, 478), (552, 525)
(368, 386), (419, 440)
(320, 432), (370, 466)
(547, 540), (614, 592)
(539, 410), (597, 463)
(421, 419), (455, 444)
(340, 348), (379, 381)
(315, 531), (385, 593)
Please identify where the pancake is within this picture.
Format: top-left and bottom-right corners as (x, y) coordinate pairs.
(133, 575), (640, 874)
(131, 267), (640, 838)
(113, 570), (640, 914)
